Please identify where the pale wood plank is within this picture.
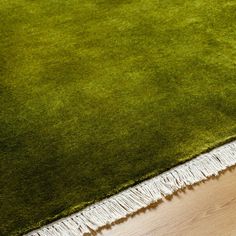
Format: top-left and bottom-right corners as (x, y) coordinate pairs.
(97, 167), (236, 236)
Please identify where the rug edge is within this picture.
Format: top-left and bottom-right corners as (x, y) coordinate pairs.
(25, 140), (236, 236)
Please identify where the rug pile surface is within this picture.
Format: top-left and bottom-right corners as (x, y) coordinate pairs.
(0, 0), (236, 235)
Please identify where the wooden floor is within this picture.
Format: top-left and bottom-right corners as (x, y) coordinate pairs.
(97, 167), (236, 236)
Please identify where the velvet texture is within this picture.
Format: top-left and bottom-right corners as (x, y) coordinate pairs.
(0, 0), (236, 235)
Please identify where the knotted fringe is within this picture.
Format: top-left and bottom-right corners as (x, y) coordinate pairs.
(26, 141), (236, 236)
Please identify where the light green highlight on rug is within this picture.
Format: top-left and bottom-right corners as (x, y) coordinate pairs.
(0, 0), (236, 235)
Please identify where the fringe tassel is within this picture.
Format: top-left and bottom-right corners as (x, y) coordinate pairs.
(26, 141), (236, 236)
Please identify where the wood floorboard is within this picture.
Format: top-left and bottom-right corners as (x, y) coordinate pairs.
(96, 167), (236, 236)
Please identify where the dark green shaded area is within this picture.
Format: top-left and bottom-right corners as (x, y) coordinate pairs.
(0, 0), (236, 235)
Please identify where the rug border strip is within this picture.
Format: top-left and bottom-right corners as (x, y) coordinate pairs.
(26, 140), (236, 236)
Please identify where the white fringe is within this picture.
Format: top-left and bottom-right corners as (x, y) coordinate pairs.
(26, 140), (236, 236)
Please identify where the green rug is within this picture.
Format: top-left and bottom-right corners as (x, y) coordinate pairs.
(1, 0), (236, 235)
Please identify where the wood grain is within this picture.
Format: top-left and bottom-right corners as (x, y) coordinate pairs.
(97, 167), (236, 236)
